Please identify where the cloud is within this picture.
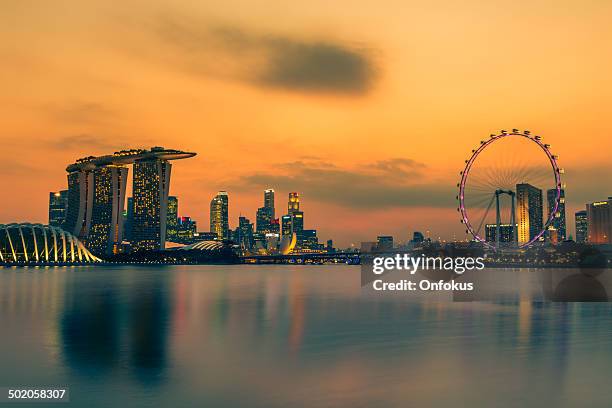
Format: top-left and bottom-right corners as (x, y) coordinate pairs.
(43, 101), (116, 124)
(229, 158), (454, 209)
(45, 134), (123, 151)
(563, 166), (612, 206)
(153, 17), (378, 95)
(1, 157), (39, 175)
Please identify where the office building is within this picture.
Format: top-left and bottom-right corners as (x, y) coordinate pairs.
(587, 199), (612, 244)
(485, 224), (517, 243)
(575, 210), (588, 243)
(302, 229), (319, 250)
(166, 196), (178, 241)
(236, 216), (254, 250)
(177, 216), (197, 243)
(256, 206), (274, 233)
(288, 192), (299, 214)
(281, 214), (292, 237)
(210, 191), (229, 240)
(292, 211), (304, 243)
(377, 236), (394, 251)
(411, 231), (425, 244)
(264, 189), (275, 216)
(547, 188), (566, 241)
(48, 190), (68, 228)
(516, 183), (543, 244)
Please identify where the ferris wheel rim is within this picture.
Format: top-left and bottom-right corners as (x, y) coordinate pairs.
(458, 130), (562, 249)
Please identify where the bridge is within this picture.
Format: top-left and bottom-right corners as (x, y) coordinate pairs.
(240, 252), (361, 265)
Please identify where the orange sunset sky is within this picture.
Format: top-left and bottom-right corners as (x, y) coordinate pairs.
(2, 0), (612, 246)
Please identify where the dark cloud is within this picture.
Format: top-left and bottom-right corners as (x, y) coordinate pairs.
(230, 159), (454, 209)
(257, 39), (376, 93)
(154, 17), (378, 95)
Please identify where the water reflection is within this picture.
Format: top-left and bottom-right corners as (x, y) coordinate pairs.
(1, 266), (612, 407)
(60, 278), (121, 376)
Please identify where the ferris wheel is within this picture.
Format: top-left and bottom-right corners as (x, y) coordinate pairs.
(457, 129), (563, 249)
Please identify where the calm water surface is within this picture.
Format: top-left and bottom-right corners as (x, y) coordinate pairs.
(1, 265), (612, 407)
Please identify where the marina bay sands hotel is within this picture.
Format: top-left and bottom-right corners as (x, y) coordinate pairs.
(62, 147), (196, 257)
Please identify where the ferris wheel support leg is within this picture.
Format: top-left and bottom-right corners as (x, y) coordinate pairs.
(511, 193), (517, 246)
(495, 190), (501, 251)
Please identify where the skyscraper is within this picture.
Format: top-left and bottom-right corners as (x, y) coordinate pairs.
(86, 165), (129, 256)
(281, 214), (292, 236)
(64, 147), (196, 254)
(302, 229), (319, 250)
(292, 211), (304, 243)
(288, 192), (299, 214)
(177, 216), (197, 243)
(236, 216), (254, 250)
(48, 190), (68, 227)
(166, 196), (178, 241)
(516, 183), (543, 244)
(575, 210), (588, 243)
(284, 192), (304, 245)
(210, 191), (229, 240)
(264, 189), (275, 216)
(132, 159), (172, 252)
(485, 224), (516, 243)
(377, 236), (394, 251)
(586, 199), (612, 244)
(124, 197), (134, 241)
(256, 206), (274, 233)
(547, 188), (566, 241)
(64, 169), (93, 238)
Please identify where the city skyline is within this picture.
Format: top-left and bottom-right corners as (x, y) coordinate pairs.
(3, 1), (612, 246)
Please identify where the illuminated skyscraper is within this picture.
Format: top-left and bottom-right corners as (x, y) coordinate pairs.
(575, 210), (588, 243)
(132, 159), (172, 252)
(64, 169), (93, 238)
(256, 207), (273, 233)
(210, 191), (229, 240)
(124, 197), (134, 241)
(283, 192), (304, 245)
(302, 229), (319, 250)
(516, 183), (543, 244)
(166, 196), (178, 241)
(586, 199), (612, 244)
(485, 224), (517, 243)
(264, 189), (275, 216)
(292, 211), (304, 243)
(64, 165), (128, 256)
(281, 214), (292, 237)
(288, 192), (300, 214)
(547, 188), (566, 241)
(49, 190), (68, 228)
(64, 147), (196, 254)
(177, 216), (197, 243)
(86, 165), (129, 256)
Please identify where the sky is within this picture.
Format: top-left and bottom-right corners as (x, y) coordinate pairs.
(2, 0), (612, 247)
